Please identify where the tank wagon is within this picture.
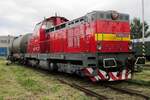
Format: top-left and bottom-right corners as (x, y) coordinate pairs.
(8, 34), (32, 62)
(8, 11), (138, 82)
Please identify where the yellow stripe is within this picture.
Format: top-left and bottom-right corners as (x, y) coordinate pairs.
(95, 33), (130, 41)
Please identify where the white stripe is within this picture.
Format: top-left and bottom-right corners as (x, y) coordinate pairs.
(128, 73), (131, 79)
(99, 70), (107, 79)
(87, 68), (93, 74)
(95, 76), (99, 81)
(109, 77), (113, 81)
(97, 75), (101, 80)
(122, 70), (126, 79)
(111, 72), (118, 80)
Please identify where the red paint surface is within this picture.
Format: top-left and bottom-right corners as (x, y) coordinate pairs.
(27, 17), (131, 54)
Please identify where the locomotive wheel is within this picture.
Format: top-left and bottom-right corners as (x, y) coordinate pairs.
(35, 60), (40, 68)
(49, 62), (58, 72)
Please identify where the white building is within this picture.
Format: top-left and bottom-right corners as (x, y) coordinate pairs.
(0, 35), (14, 57)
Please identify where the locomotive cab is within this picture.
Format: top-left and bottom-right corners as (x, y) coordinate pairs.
(27, 16), (69, 53)
(81, 11), (135, 81)
(85, 11), (131, 53)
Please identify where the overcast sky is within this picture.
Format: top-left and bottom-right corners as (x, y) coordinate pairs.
(0, 0), (150, 36)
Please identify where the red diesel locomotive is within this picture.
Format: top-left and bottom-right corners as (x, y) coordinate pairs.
(8, 11), (136, 82)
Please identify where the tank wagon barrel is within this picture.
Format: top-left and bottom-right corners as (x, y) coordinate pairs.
(9, 34), (32, 62)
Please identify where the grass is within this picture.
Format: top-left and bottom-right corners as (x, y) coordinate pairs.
(134, 70), (150, 81)
(146, 61), (150, 65)
(0, 58), (149, 99)
(127, 80), (150, 87)
(0, 59), (91, 100)
(130, 65), (150, 86)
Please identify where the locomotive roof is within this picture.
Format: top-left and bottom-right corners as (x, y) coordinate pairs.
(64, 10), (130, 25)
(86, 10), (129, 16)
(39, 10), (130, 33)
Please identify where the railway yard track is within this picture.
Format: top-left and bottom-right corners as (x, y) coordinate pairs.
(19, 64), (150, 100)
(102, 84), (150, 100)
(57, 79), (109, 100)
(143, 65), (150, 70)
(57, 77), (150, 100)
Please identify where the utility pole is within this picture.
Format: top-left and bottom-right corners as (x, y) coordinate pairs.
(142, 0), (145, 57)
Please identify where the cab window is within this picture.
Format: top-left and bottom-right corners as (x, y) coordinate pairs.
(33, 22), (42, 38)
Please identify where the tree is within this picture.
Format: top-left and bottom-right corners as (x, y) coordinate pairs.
(130, 18), (150, 39)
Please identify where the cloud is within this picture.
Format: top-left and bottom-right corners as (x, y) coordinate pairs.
(0, 0), (150, 36)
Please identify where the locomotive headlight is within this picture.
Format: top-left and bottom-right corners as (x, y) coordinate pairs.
(97, 45), (102, 50)
(129, 41), (133, 50)
(129, 45), (132, 50)
(97, 41), (102, 50)
(111, 11), (119, 20)
(41, 24), (46, 29)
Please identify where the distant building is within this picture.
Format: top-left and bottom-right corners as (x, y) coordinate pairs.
(0, 35), (14, 57)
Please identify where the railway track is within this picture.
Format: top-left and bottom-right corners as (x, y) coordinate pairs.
(125, 80), (150, 87)
(57, 79), (109, 100)
(58, 78), (150, 100)
(143, 65), (150, 70)
(102, 84), (150, 100)
(19, 65), (150, 100)
(144, 64), (150, 66)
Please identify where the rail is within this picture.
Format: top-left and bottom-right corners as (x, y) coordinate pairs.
(102, 84), (150, 100)
(57, 79), (109, 100)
